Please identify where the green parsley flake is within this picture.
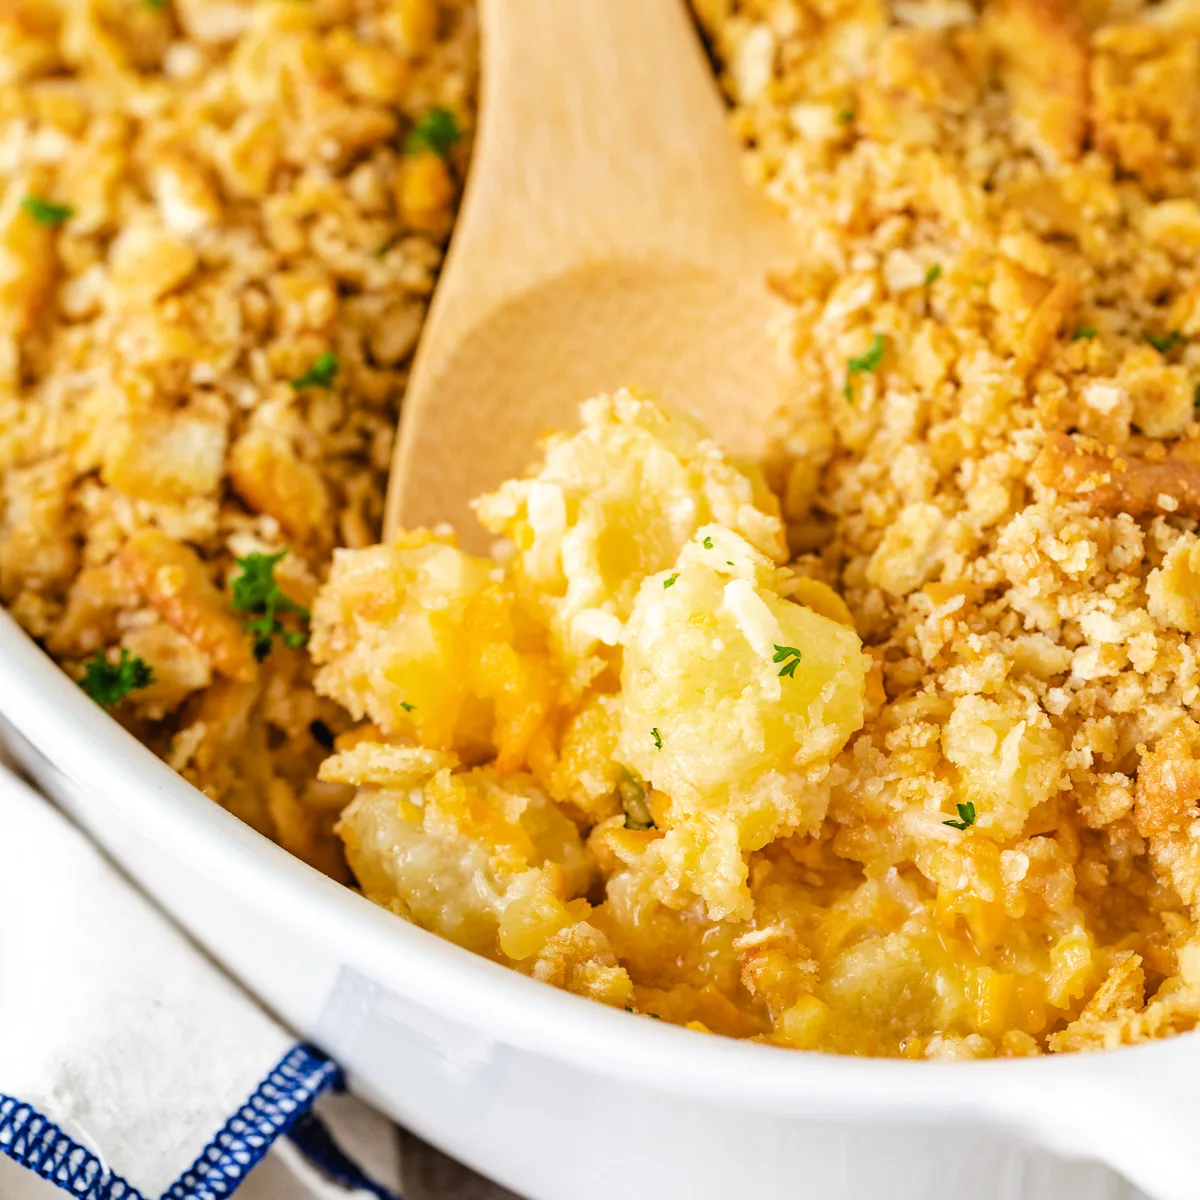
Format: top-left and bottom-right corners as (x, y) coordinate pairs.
(1071, 325), (1097, 341)
(837, 108), (855, 125)
(703, 536), (714, 549)
(230, 550), (309, 661)
(291, 351), (339, 391)
(400, 701), (416, 712)
(618, 768), (655, 831)
(230, 550), (303, 615)
(651, 727), (663, 750)
(406, 107), (462, 158)
(943, 801), (977, 831)
(1147, 331), (1185, 355)
(80, 647), (155, 708)
(144, 0), (168, 8)
(22, 196), (73, 227)
(773, 644), (802, 678)
(663, 573), (678, 589)
(843, 333), (886, 401)
(924, 264), (942, 286)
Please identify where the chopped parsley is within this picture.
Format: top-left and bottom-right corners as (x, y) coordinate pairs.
(22, 196), (73, 227)
(230, 550), (300, 615)
(309, 719), (335, 750)
(144, 0), (168, 8)
(1195, 383), (1200, 411)
(837, 108), (855, 125)
(651, 727), (663, 750)
(924, 264), (942, 286)
(618, 768), (655, 831)
(406, 107), (462, 158)
(400, 701), (415, 712)
(80, 647), (154, 708)
(943, 801), (977, 831)
(663, 573), (678, 589)
(230, 550), (310, 661)
(773, 644), (802, 678)
(844, 333), (886, 401)
(1071, 325), (1097, 341)
(703, 536), (714, 549)
(375, 236), (397, 259)
(290, 351), (339, 391)
(1147, 331), (1185, 355)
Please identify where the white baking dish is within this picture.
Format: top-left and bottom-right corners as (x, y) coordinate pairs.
(0, 606), (1192, 1200)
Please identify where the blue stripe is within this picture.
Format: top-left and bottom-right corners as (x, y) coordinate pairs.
(0, 1095), (142, 1199)
(0, 1042), (398, 1200)
(160, 1044), (342, 1200)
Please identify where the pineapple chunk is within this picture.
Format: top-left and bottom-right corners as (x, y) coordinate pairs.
(336, 750), (631, 1005)
(617, 527), (867, 920)
(310, 531), (556, 770)
(474, 390), (787, 686)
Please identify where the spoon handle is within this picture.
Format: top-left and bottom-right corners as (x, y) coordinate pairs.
(441, 0), (769, 329)
(481, 0), (748, 250)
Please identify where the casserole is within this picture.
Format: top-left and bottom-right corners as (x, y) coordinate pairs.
(1, 606), (1194, 1200)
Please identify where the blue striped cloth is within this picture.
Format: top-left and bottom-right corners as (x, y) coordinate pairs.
(0, 758), (400, 1200)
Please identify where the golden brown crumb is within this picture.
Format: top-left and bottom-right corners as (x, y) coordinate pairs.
(986, 0), (1088, 168)
(1135, 720), (1200, 840)
(1036, 432), (1200, 518)
(120, 530), (259, 684)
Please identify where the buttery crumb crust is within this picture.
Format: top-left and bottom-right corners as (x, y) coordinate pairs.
(0, 0), (476, 873)
(696, 0), (1200, 1052)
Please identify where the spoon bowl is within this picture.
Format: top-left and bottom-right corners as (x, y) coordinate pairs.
(391, 258), (784, 547)
(385, 0), (791, 546)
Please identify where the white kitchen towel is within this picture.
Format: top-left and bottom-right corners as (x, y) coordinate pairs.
(0, 755), (403, 1200)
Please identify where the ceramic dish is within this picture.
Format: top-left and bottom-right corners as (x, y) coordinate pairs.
(1, 606), (1195, 1200)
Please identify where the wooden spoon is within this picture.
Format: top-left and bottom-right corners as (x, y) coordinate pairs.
(385, 0), (791, 548)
